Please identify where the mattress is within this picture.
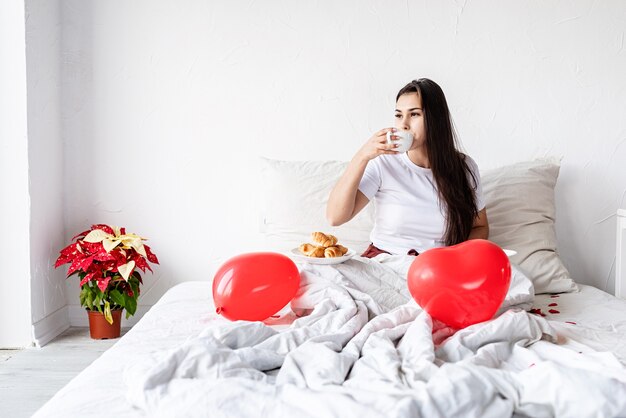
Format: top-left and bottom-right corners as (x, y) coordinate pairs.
(34, 275), (626, 418)
(34, 282), (214, 418)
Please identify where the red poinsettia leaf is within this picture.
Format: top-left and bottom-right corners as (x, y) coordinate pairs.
(125, 248), (137, 260)
(144, 245), (159, 264)
(83, 241), (105, 255)
(55, 243), (83, 267)
(112, 251), (128, 266)
(94, 253), (113, 262)
(548, 309), (560, 314)
(56, 250), (71, 260)
(133, 255), (149, 272)
(72, 229), (91, 241)
(548, 303), (558, 307)
(97, 275), (112, 292)
(92, 224), (115, 235)
(79, 255), (95, 272)
(79, 272), (96, 286)
(58, 243), (76, 256)
(93, 246), (115, 262)
(67, 257), (86, 276)
(55, 253), (74, 267)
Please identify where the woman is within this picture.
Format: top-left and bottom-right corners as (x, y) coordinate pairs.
(326, 78), (488, 257)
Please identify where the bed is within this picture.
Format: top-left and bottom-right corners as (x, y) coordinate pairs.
(34, 159), (626, 417)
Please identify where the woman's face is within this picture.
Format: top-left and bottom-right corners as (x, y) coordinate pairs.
(394, 92), (426, 150)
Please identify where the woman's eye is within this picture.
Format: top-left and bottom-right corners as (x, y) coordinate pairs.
(394, 114), (401, 118)
(411, 113), (420, 117)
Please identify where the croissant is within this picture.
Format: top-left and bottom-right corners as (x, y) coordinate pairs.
(336, 245), (349, 255)
(324, 246), (343, 258)
(311, 232), (338, 248)
(298, 243), (325, 258)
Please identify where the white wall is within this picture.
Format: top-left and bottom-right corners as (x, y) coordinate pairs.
(53, 1), (626, 321)
(25, 0), (69, 346)
(0, 1), (33, 347)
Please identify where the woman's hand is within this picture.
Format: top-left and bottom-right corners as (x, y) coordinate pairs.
(355, 128), (400, 162)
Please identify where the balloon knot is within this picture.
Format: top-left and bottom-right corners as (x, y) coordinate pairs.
(216, 307), (222, 315)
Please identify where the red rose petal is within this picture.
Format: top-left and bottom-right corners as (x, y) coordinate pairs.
(548, 309), (560, 314)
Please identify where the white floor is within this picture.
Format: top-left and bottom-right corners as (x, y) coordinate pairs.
(0, 327), (127, 418)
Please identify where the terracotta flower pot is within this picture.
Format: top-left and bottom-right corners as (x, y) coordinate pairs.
(87, 309), (122, 339)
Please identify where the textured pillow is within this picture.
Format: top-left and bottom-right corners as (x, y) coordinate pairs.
(481, 158), (577, 294)
(259, 158), (374, 254)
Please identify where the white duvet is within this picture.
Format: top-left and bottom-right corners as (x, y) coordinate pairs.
(124, 256), (626, 418)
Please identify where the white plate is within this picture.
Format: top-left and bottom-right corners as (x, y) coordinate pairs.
(289, 247), (356, 265)
(504, 249), (517, 257)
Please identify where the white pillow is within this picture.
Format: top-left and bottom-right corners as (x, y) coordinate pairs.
(259, 158), (374, 254)
(481, 158), (577, 294)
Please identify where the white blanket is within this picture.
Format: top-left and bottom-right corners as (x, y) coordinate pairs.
(125, 256), (626, 418)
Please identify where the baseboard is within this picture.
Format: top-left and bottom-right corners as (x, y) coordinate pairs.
(68, 304), (152, 328)
(32, 306), (70, 348)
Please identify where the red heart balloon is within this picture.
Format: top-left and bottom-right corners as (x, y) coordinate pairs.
(407, 239), (511, 329)
(212, 252), (300, 321)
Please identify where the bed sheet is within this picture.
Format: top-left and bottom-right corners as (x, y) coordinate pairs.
(533, 284), (626, 365)
(34, 277), (626, 418)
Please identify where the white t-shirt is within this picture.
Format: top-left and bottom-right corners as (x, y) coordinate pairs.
(358, 153), (485, 255)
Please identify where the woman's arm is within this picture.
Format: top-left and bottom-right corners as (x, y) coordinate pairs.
(326, 128), (398, 226)
(326, 158), (371, 226)
(468, 208), (489, 240)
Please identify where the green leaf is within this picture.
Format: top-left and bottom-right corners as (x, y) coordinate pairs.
(94, 291), (103, 313)
(85, 288), (94, 310)
(124, 293), (137, 316)
(109, 289), (125, 309)
(104, 301), (113, 325)
(129, 279), (139, 298)
(79, 287), (88, 307)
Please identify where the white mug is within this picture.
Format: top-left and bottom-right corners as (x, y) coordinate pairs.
(386, 130), (414, 153)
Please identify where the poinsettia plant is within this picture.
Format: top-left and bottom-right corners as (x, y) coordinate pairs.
(55, 224), (159, 324)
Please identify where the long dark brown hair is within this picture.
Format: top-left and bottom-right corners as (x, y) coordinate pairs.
(396, 78), (478, 246)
